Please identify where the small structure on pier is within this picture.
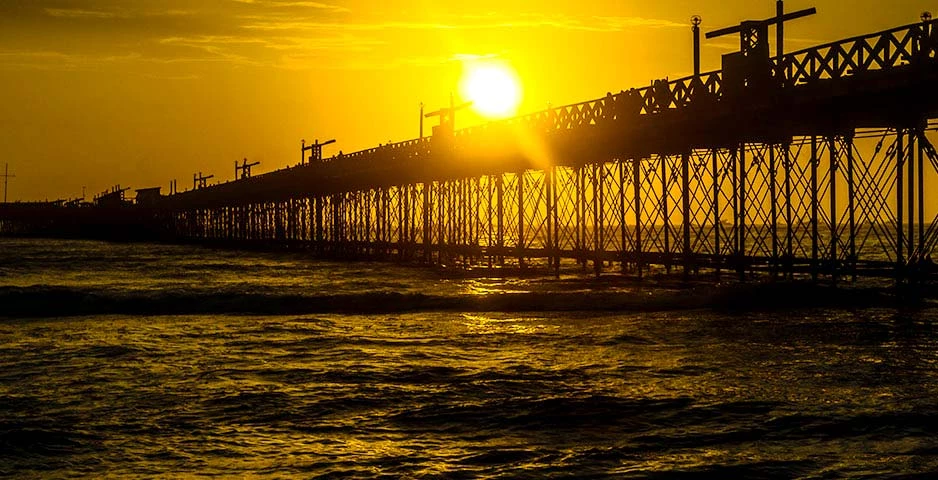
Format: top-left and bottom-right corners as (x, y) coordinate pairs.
(301, 139), (336, 164)
(94, 185), (131, 207)
(707, 3), (816, 99)
(193, 172), (214, 190)
(135, 187), (162, 207)
(424, 94), (471, 138)
(236, 158), (260, 180)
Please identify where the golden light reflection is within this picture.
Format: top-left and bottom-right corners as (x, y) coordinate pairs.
(459, 60), (522, 119)
(461, 314), (559, 335)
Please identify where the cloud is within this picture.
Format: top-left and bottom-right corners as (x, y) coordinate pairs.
(42, 6), (196, 19)
(230, 0), (350, 13)
(6, 4), (685, 74)
(44, 8), (128, 19)
(592, 16), (686, 29)
(239, 13), (684, 33)
(0, 50), (143, 71)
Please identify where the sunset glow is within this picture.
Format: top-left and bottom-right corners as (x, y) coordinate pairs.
(0, 1), (932, 200)
(460, 62), (522, 119)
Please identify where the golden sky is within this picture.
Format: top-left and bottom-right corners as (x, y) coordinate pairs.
(0, 0), (932, 200)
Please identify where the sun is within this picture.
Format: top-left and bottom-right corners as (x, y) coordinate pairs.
(459, 61), (522, 119)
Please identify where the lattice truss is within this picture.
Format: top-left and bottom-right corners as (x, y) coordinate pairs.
(271, 202), (284, 241)
(364, 189), (379, 244)
(636, 154), (683, 256)
(345, 192), (359, 243)
(343, 189), (379, 244)
(499, 172), (521, 249)
(284, 199), (299, 241)
(430, 179), (458, 248)
(552, 166), (581, 256)
(385, 186), (403, 245)
(577, 162), (603, 255)
(780, 132), (907, 266)
(270, 202), (283, 240)
(739, 143), (778, 259)
(406, 183), (422, 246)
(218, 206), (232, 239)
(327, 196), (344, 243)
(299, 200), (311, 241)
(209, 207), (221, 239)
(243, 204), (255, 240)
(277, 201), (289, 241)
(702, 148), (741, 258)
(422, 178), (484, 254)
(341, 193), (357, 243)
(473, 176), (497, 249)
(371, 190), (386, 244)
(575, 165), (595, 257)
(592, 160), (633, 254)
(288, 200), (301, 241)
(844, 131), (898, 264)
(518, 170), (548, 251)
(914, 130), (938, 258)
(262, 202), (276, 241)
(242, 204), (254, 240)
(240, 204), (256, 240)
(204, 129), (938, 278)
(199, 208), (213, 238)
(238, 204), (248, 240)
(466, 177), (484, 248)
(236, 205), (247, 240)
(685, 149), (719, 256)
(228, 205), (242, 240)
(425, 180), (440, 250)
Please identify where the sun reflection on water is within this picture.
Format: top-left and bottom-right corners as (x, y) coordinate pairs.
(461, 314), (559, 335)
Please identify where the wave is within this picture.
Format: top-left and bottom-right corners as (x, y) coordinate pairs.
(0, 283), (902, 318)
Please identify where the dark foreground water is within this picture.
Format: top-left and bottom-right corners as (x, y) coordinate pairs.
(2, 238), (938, 478)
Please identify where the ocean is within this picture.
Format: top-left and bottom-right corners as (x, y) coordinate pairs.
(1, 237), (938, 478)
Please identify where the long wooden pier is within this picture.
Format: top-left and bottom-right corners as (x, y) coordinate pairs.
(4, 6), (938, 281)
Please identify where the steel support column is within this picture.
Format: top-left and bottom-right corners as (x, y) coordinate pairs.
(682, 152), (692, 277)
(633, 158), (643, 278)
(811, 136), (819, 281)
(898, 130), (905, 277)
(713, 149), (721, 277)
(830, 136), (839, 282)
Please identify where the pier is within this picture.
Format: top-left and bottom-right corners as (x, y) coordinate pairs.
(4, 5), (938, 281)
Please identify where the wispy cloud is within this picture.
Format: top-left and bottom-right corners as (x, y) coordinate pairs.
(231, 0), (350, 13)
(43, 6), (197, 19)
(593, 16), (686, 29)
(44, 8), (128, 19)
(0, 50), (143, 70)
(239, 13), (684, 33)
(157, 36), (262, 66)
(7, 4), (685, 74)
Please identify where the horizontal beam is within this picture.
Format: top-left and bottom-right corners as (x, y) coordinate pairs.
(706, 8), (816, 39)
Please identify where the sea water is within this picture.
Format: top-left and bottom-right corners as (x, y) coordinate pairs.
(1, 238), (937, 478)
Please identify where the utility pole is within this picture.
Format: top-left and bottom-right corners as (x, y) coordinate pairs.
(692, 15), (702, 76)
(1, 163), (14, 203)
(777, 0), (785, 58)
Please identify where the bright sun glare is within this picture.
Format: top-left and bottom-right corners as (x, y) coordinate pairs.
(460, 61), (522, 119)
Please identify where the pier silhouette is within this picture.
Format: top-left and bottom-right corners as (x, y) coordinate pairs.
(3, 3), (938, 281)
